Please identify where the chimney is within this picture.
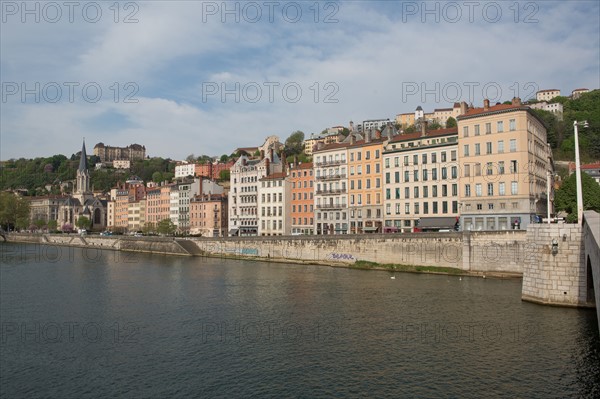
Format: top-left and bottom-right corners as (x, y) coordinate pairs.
(260, 150), (265, 160)
(269, 148), (274, 162)
(365, 130), (371, 143)
(350, 134), (355, 145)
(512, 97), (521, 106)
(264, 157), (270, 176)
(349, 121), (354, 132)
(460, 101), (468, 115)
(375, 130), (382, 140)
(483, 99), (490, 111)
(421, 120), (428, 137)
(293, 154), (298, 166)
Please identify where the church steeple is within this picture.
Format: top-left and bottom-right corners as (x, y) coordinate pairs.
(76, 139), (91, 198)
(78, 139), (89, 172)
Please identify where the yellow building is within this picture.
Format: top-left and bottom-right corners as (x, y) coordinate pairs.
(457, 98), (551, 231)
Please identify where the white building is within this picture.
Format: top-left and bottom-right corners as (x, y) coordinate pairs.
(536, 89), (561, 102)
(113, 160), (131, 169)
(228, 150), (283, 236)
(175, 162), (196, 178)
(313, 140), (351, 234)
(526, 101), (563, 120)
(362, 119), (391, 131)
(382, 126), (460, 233)
(258, 172), (291, 236)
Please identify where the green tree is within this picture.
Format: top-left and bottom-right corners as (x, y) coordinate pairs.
(152, 171), (163, 183)
(76, 216), (91, 230)
(285, 131), (305, 156)
(34, 219), (46, 229)
(142, 222), (155, 235)
(219, 170), (230, 181)
(404, 125), (416, 134)
(0, 193), (30, 230)
(446, 117), (457, 128)
(47, 220), (58, 231)
(428, 121), (442, 130)
(554, 172), (600, 223)
(220, 154), (229, 163)
(157, 218), (176, 236)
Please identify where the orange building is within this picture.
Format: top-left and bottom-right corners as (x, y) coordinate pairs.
(190, 194), (228, 237)
(146, 183), (173, 228)
(289, 162), (314, 234)
(347, 130), (387, 233)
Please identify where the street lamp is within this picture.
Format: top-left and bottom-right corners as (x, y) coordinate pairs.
(573, 120), (588, 224)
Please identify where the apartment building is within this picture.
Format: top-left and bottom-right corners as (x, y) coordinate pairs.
(303, 131), (342, 156)
(228, 149), (283, 236)
(527, 101), (563, 120)
(258, 172), (290, 236)
(536, 89), (561, 102)
(571, 88), (589, 99)
(289, 162), (314, 235)
(190, 194), (228, 237)
(347, 130), (388, 233)
(383, 125), (459, 233)
(313, 139), (350, 234)
(127, 199), (146, 232)
(146, 183), (173, 228)
(457, 98), (551, 231)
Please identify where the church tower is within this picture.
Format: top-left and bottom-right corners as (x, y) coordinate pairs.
(75, 139), (92, 200)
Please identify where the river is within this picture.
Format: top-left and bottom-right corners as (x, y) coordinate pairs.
(1, 243), (598, 398)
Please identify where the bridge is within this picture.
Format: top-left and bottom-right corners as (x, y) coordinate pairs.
(522, 211), (599, 333)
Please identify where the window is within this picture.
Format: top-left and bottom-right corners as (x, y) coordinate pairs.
(442, 167), (447, 179)
(376, 164), (380, 173)
(395, 171), (400, 183)
(432, 168), (438, 180)
(424, 202), (429, 214)
(386, 204), (391, 215)
(510, 160), (517, 173)
(485, 123), (491, 134)
(423, 186), (429, 198)
(365, 151), (370, 160)
(414, 202), (420, 214)
(509, 119), (516, 131)
(431, 153), (437, 163)
(497, 121), (504, 133)
(487, 162), (493, 175)
(510, 139), (517, 152)
(464, 164), (470, 177)
(499, 161), (505, 174)
(404, 156), (409, 166)
(441, 152), (447, 162)
(499, 182), (505, 196)
(475, 143), (481, 155)
(422, 154), (428, 164)
(511, 181), (518, 195)
(477, 204), (483, 210)
(475, 163), (481, 176)
(463, 126), (469, 137)
(414, 187), (419, 198)
(386, 189), (391, 200)
(423, 169), (428, 181)
(487, 183), (494, 196)
(433, 202), (438, 214)
(498, 140), (504, 153)
(452, 184), (457, 196)
(395, 188), (400, 199)
(394, 157), (399, 167)
(432, 186), (438, 197)
(385, 158), (390, 168)
(451, 166), (457, 179)
(405, 203), (410, 214)
(413, 155), (418, 165)
(376, 150), (380, 159)
(476, 183), (482, 197)
(414, 170), (419, 181)
(442, 185), (448, 197)
(404, 171), (410, 182)
(386, 173), (390, 184)
(474, 125), (480, 136)
(405, 187), (410, 199)
(486, 142), (492, 154)
(451, 150), (457, 161)
(366, 165), (371, 174)
(488, 203), (494, 210)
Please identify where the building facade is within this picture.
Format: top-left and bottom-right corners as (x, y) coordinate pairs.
(536, 89), (561, 102)
(457, 98), (551, 231)
(383, 126), (459, 233)
(190, 194), (228, 237)
(258, 172), (290, 236)
(93, 143), (146, 162)
(289, 162), (314, 235)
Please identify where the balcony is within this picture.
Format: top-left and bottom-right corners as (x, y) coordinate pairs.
(315, 188), (347, 195)
(316, 203), (347, 210)
(315, 159), (345, 167)
(316, 173), (346, 181)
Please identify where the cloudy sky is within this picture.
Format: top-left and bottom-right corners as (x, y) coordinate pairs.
(1, 1), (599, 160)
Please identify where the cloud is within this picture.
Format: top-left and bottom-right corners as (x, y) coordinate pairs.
(1, 0), (599, 160)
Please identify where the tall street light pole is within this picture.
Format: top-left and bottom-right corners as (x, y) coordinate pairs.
(573, 120), (588, 224)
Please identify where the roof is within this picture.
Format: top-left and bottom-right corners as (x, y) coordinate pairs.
(260, 172), (287, 181)
(573, 88), (589, 91)
(537, 89), (560, 93)
(290, 162), (313, 170)
(457, 103), (547, 126)
(313, 141), (352, 153)
(389, 128), (458, 144)
(78, 140), (88, 172)
(347, 135), (388, 149)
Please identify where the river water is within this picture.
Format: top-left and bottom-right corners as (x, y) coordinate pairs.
(1, 243), (599, 398)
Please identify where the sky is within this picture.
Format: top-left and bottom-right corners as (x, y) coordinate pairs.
(1, 0), (599, 161)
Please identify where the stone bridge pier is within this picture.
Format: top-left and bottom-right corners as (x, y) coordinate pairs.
(522, 211), (599, 332)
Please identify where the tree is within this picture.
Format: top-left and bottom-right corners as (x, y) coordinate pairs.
(47, 220), (58, 231)
(219, 170), (230, 181)
(157, 218), (176, 236)
(152, 171), (163, 183)
(220, 154), (229, 163)
(185, 154), (196, 162)
(285, 131), (305, 156)
(404, 125), (416, 134)
(76, 216), (91, 230)
(34, 219), (46, 229)
(428, 121), (442, 130)
(0, 192), (30, 231)
(554, 172), (600, 223)
(446, 117), (457, 128)
(142, 222), (155, 235)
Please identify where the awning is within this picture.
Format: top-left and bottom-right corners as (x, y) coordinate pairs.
(229, 228), (239, 236)
(418, 217), (457, 230)
(363, 226), (379, 232)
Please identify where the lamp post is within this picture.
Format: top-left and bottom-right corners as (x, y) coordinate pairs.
(573, 120), (588, 224)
